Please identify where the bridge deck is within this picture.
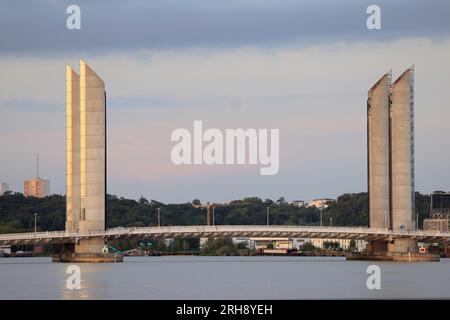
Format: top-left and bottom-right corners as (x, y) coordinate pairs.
(1, 225), (449, 246)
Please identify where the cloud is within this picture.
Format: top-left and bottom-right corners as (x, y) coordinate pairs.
(1, 37), (450, 201)
(0, 0), (449, 55)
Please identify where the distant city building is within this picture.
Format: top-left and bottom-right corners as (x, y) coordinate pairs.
(24, 153), (50, 197)
(0, 182), (11, 195)
(423, 218), (449, 233)
(289, 200), (305, 208)
(306, 198), (335, 209)
(429, 191), (450, 218)
(192, 201), (224, 209)
(423, 191), (450, 233)
(24, 178), (50, 198)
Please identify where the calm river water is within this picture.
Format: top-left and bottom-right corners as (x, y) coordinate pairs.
(0, 256), (449, 299)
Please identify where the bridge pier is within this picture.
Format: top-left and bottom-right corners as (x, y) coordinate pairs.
(52, 237), (123, 263)
(391, 238), (417, 254)
(366, 240), (389, 256)
(75, 238), (106, 254)
(348, 238), (439, 262)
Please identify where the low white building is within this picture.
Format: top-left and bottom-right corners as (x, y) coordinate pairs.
(233, 237), (254, 249)
(306, 198), (335, 209)
(307, 238), (367, 252)
(0, 245), (11, 255)
(232, 237), (367, 253)
(289, 200), (305, 208)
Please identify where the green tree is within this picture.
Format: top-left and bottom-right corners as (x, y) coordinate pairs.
(200, 237), (239, 256)
(301, 242), (316, 252)
(348, 239), (357, 252)
(0, 191), (434, 237)
(323, 241), (340, 251)
(138, 195), (149, 204)
(324, 193), (368, 226)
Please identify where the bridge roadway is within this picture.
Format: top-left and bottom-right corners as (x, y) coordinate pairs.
(1, 225), (450, 246)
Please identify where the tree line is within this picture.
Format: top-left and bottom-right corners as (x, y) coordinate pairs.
(0, 191), (431, 234)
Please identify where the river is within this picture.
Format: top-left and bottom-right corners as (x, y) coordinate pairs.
(0, 256), (449, 299)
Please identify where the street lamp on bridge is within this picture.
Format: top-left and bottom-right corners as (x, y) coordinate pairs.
(319, 207), (324, 227)
(33, 213), (37, 236)
(157, 208), (161, 227)
(266, 207), (270, 226)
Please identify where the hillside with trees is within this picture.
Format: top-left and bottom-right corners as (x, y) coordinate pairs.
(0, 191), (431, 234)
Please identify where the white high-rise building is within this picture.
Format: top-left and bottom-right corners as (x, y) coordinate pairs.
(0, 182), (11, 195)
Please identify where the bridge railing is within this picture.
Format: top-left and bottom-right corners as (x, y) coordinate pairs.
(107, 225), (379, 231)
(0, 230), (74, 240)
(104, 225), (450, 238)
(103, 225), (394, 237)
(1, 225), (450, 241)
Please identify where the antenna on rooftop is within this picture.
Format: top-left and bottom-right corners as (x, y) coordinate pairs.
(36, 153), (39, 178)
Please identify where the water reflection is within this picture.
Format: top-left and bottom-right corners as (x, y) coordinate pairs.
(62, 263), (113, 299)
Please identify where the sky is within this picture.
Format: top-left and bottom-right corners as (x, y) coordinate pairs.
(1, 0), (450, 203)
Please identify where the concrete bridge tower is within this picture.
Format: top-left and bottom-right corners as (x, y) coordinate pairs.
(66, 65), (81, 233)
(65, 60), (108, 258)
(365, 68), (419, 258)
(390, 66), (416, 253)
(77, 60), (106, 253)
(390, 66), (415, 232)
(367, 72), (391, 230)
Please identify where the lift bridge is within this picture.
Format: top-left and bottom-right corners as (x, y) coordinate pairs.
(1, 225), (449, 246)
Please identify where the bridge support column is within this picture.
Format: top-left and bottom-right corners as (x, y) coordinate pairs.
(75, 238), (106, 254)
(387, 238), (439, 262)
(52, 237), (123, 263)
(391, 238), (417, 254)
(348, 238), (439, 262)
(366, 240), (388, 256)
